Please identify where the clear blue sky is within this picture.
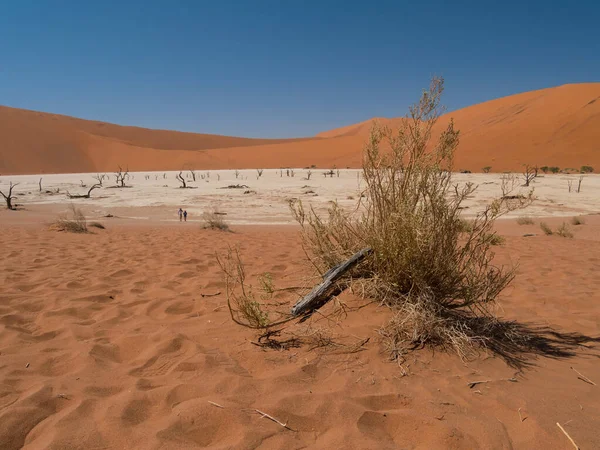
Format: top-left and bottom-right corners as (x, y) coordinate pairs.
(1, 0), (598, 138)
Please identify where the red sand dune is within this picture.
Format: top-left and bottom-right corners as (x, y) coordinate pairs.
(1, 83), (599, 175)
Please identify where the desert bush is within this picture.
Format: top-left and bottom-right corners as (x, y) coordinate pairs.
(52, 205), (88, 233)
(540, 166), (549, 174)
(258, 272), (275, 299)
(556, 223), (574, 238)
(482, 166), (491, 173)
(549, 167), (560, 174)
(290, 77), (533, 361)
(487, 233), (505, 246)
(457, 218), (474, 232)
(571, 216), (585, 226)
(580, 166), (594, 173)
(202, 209), (230, 231)
(516, 216), (534, 225)
(217, 247), (275, 328)
(539, 222), (553, 235)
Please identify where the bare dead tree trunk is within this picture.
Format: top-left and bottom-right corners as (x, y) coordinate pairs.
(93, 174), (103, 186)
(577, 176), (583, 193)
(306, 170), (312, 180)
(235, 170), (240, 179)
(0, 182), (19, 210)
(176, 171), (187, 188)
(39, 178), (43, 192)
(190, 170), (196, 181)
(522, 164), (537, 187)
(87, 183), (101, 197)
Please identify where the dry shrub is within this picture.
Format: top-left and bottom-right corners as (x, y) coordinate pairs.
(516, 216), (534, 225)
(52, 205), (88, 233)
(487, 233), (505, 246)
(89, 222), (105, 229)
(290, 77), (533, 362)
(556, 222), (574, 238)
(571, 216), (585, 226)
(202, 209), (230, 231)
(539, 222), (553, 235)
(217, 247), (292, 329)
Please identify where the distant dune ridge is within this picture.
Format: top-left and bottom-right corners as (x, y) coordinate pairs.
(1, 83), (599, 175)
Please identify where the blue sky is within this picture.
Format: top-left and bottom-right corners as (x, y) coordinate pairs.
(1, 0), (598, 137)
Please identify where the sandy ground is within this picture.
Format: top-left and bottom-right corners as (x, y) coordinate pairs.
(2, 170), (600, 226)
(0, 216), (599, 449)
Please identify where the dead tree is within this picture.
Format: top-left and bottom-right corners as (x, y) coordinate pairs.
(115, 166), (129, 187)
(306, 170), (312, 180)
(577, 176), (584, 193)
(93, 174), (103, 186)
(190, 170), (196, 181)
(67, 183), (101, 199)
(0, 182), (19, 210)
(291, 248), (373, 316)
(290, 169), (295, 177)
(235, 170), (240, 179)
(522, 164), (537, 187)
(39, 178), (43, 192)
(257, 169), (264, 178)
(176, 171), (187, 188)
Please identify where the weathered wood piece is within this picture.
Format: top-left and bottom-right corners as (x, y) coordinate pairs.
(291, 247), (372, 316)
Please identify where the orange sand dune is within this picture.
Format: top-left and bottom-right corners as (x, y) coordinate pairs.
(0, 217), (599, 449)
(1, 83), (599, 175)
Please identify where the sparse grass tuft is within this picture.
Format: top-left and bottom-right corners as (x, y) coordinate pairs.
(571, 216), (585, 226)
(487, 233), (505, 246)
(202, 209), (230, 231)
(516, 216), (534, 225)
(52, 205), (88, 233)
(539, 222), (553, 235)
(556, 222), (574, 238)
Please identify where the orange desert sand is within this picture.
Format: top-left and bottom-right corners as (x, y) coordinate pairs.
(1, 171), (600, 449)
(1, 83), (600, 175)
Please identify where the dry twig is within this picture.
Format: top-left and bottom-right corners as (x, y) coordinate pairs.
(208, 401), (224, 408)
(571, 366), (596, 385)
(255, 409), (295, 431)
(556, 422), (580, 449)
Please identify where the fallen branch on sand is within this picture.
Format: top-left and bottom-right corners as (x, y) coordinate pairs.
(254, 409), (295, 431)
(291, 247), (373, 316)
(467, 377), (518, 389)
(556, 422), (580, 449)
(201, 291), (221, 298)
(570, 366), (596, 385)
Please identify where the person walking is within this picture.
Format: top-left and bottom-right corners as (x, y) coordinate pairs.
(183, 210), (188, 222)
(178, 208), (183, 222)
